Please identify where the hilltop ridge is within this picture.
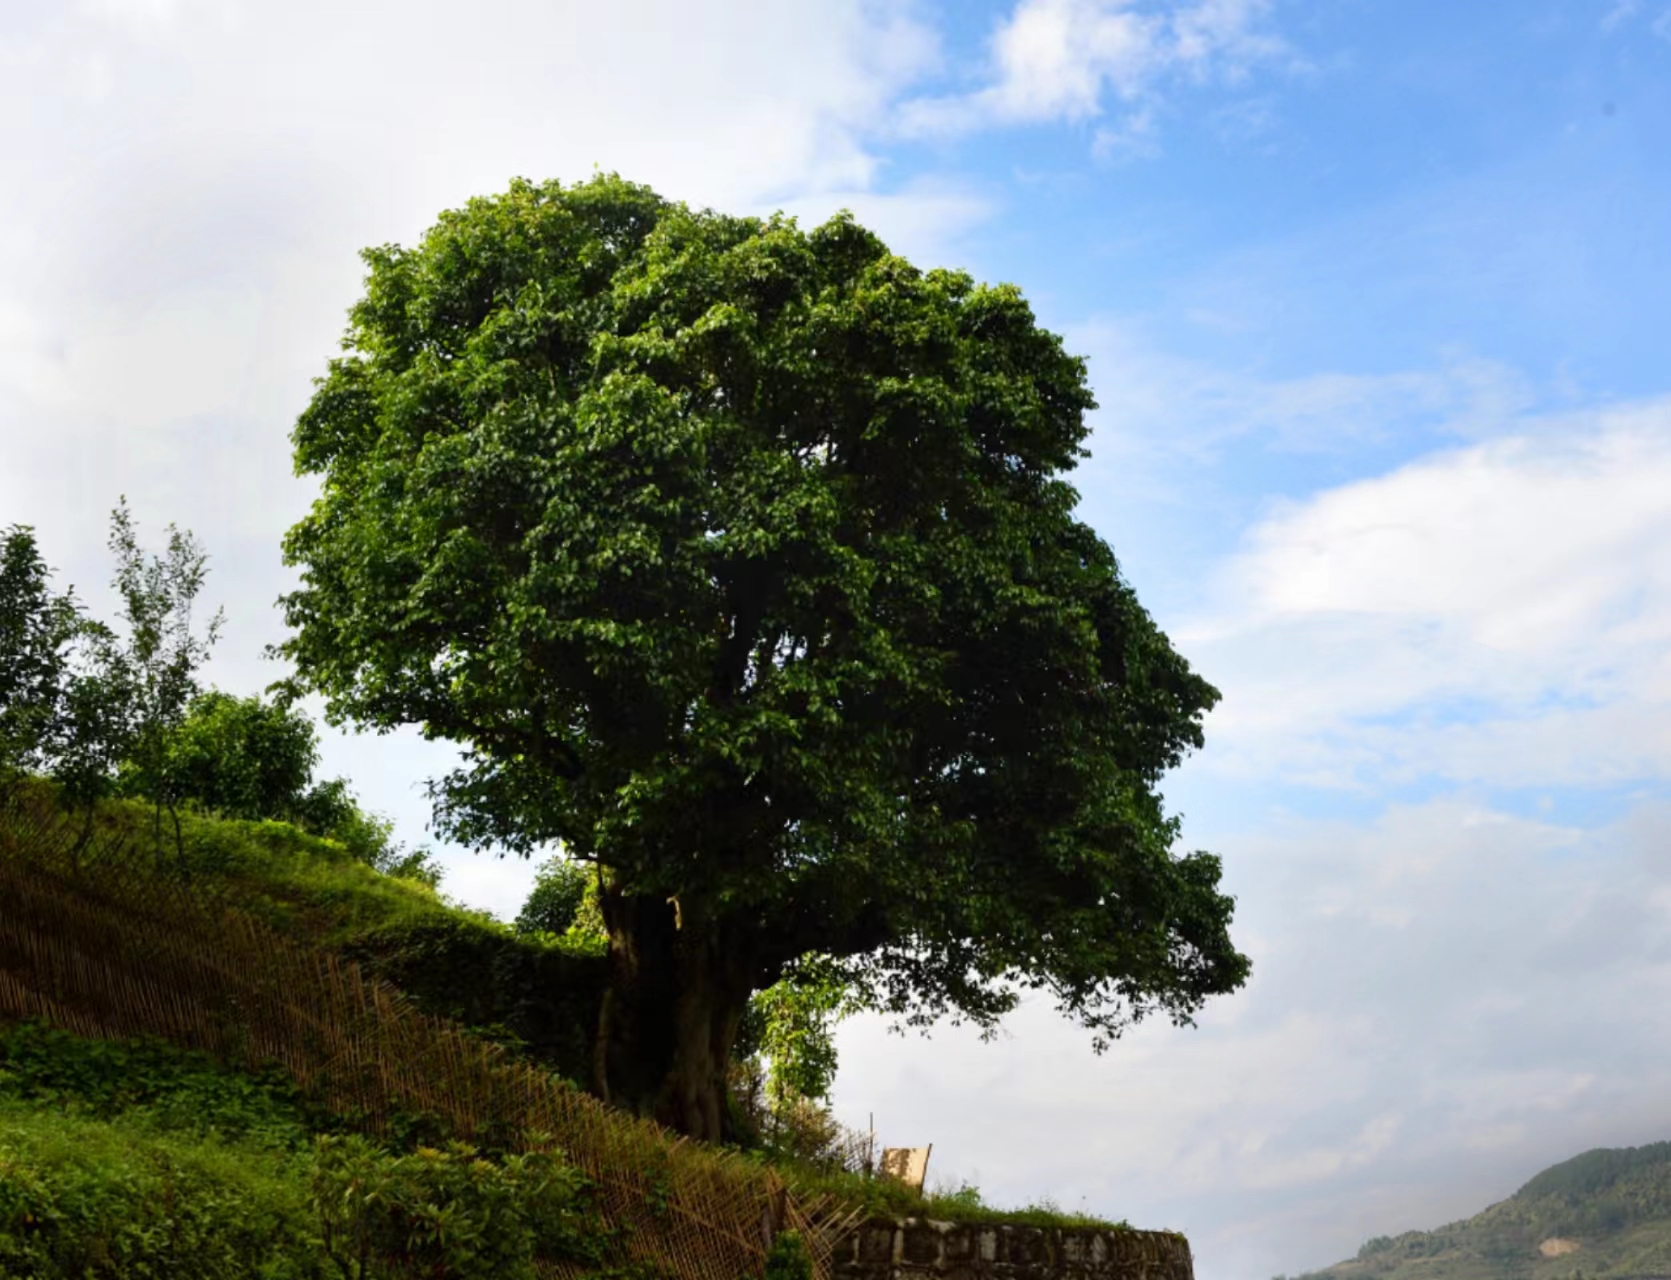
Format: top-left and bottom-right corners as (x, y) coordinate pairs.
(1296, 1141), (1671, 1280)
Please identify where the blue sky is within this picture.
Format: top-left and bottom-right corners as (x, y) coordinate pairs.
(3, 3), (1671, 1277)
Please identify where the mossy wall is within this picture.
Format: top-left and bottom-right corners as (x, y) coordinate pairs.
(834, 1218), (1193, 1280)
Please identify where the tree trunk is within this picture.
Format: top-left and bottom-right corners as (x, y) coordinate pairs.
(595, 885), (756, 1142)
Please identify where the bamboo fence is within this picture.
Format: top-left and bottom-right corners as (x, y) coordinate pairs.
(0, 792), (865, 1280)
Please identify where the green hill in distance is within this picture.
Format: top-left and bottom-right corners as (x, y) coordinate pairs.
(1294, 1142), (1671, 1280)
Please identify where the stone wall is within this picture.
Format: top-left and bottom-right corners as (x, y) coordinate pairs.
(831, 1218), (1192, 1280)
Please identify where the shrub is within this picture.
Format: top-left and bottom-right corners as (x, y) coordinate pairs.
(0, 1105), (608, 1280)
(764, 1229), (813, 1280)
(121, 690), (316, 825)
(310, 1134), (600, 1280)
(0, 1024), (612, 1280)
(0, 1021), (317, 1151)
(0, 1102), (321, 1280)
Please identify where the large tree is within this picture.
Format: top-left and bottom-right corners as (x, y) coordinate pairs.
(278, 175), (1249, 1139)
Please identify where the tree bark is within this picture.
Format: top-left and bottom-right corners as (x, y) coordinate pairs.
(595, 884), (756, 1141)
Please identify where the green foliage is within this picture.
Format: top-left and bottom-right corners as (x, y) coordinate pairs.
(1, 523), (422, 888)
(0, 525), (131, 834)
(314, 792), (443, 887)
(277, 173), (1248, 1129)
(0, 1095), (606, 1280)
(289, 772), (359, 835)
(0, 525), (81, 784)
(0, 1021), (318, 1152)
(1519, 1143), (1671, 1203)
(516, 854), (591, 936)
(739, 955), (852, 1108)
(310, 1134), (601, 1280)
(0, 1100), (322, 1279)
(104, 497), (224, 860)
(952, 1196), (1126, 1231)
(130, 689), (318, 824)
(932, 1181), (987, 1215)
(341, 915), (608, 1082)
(514, 856), (608, 958)
(764, 1229), (813, 1280)
(18, 784), (446, 936)
(0, 1024), (610, 1278)
(731, 956), (859, 1162)
(6, 787), (599, 1083)
(4, 502), (230, 863)
(45, 635), (132, 829)
(266, 771), (443, 888)
(761, 1156), (1126, 1230)
(104, 686), (443, 885)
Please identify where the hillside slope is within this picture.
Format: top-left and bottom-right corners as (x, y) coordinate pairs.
(1298, 1143), (1671, 1280)
(1, 780), (1144, 1280)
(0, 785), (855, 1280)
(0, 779), (610, 1082)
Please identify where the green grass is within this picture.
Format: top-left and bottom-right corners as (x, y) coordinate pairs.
(0, 1098), (322, 1279)
(58, 789), (461, 943)
(8, 786), (1121, 1236)
(0, 1022), (609, 1280)
(0, 1020), (321, 1152)
(22, 786), (611, 1081)
(758, 1154), (1128, 1230)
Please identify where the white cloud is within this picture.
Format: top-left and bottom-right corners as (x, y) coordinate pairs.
(859, 382), (1671, 1276)
(0, 2), (964, 451)
(1232, 415), (1671, 640)
(834, 796), (1671, 1280)
(898, 0), (1289, 140)
(1173, 397), (1671, 790)
(987, 0), (1159, 121)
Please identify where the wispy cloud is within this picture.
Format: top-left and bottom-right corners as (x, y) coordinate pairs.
(1596, 0), (1671, 39)
(1091, 332), (1528, 454)
(1602, 0), (1642, 32)
(898, 0), (1292, 143)
(1092, 106), (1162, 160)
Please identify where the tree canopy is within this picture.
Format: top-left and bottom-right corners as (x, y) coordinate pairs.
(278, 174), (1249, 1137)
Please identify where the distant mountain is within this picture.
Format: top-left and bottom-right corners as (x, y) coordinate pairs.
(1292, 1142), (1671, 1280)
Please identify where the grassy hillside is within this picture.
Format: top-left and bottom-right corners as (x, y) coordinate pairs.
(0, 1022), (609, 1279)
(1294, 1143), (1671, 1280)
(1, 781), (1132, 1278)
(3, 780), (610, 1082)
(0, 783), (850, 1279)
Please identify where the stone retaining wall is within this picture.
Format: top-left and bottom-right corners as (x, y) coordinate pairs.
(831, 1218), (1193, 1280)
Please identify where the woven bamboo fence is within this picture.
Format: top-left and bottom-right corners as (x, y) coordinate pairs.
(0, 792), (865, 1280)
